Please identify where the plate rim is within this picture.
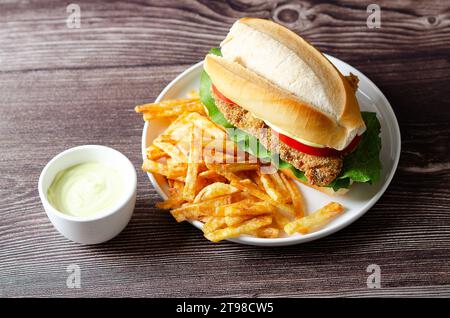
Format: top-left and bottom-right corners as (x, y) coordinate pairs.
(141, 55), (401, 246)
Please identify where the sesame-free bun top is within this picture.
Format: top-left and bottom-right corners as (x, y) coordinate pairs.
(204, 18), (366, 150)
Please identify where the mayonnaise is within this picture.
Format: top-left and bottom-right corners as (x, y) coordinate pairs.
(264, 121), (326, 148)
(47, 162), (124, 217)
(244, 110), (326, 148)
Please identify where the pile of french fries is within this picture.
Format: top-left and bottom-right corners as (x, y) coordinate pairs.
(135, 93), (344, 242)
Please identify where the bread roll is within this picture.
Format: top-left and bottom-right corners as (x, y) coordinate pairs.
(204, 18), (366, 151)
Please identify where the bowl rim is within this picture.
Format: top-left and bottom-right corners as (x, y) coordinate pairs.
(141, 57), (401, 246)
(38, 144), (137, 222)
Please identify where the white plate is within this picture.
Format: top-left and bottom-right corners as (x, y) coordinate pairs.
(141, 55), (401, 246)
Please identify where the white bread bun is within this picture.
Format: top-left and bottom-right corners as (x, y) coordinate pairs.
(204, 18), (366, 151)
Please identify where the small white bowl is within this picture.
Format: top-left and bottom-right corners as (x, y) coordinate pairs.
(38, 145), (137, 244)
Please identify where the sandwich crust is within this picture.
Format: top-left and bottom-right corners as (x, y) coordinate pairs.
(205, 54), (357, 151)
(205, 18), (366, 150)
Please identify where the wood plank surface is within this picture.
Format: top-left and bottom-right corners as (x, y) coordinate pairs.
(0, 0), (449, 297)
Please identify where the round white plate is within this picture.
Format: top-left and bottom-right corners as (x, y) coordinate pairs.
(142, 55), (401, 246)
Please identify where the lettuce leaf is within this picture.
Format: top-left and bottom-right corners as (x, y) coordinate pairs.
(199, 48), (381, 191)
(339, 112), (382, 184)
(199, 48), (233, 128)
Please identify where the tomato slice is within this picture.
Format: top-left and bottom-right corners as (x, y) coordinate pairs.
(273, 129), (361, 157)
(211, 84), (235, 105)
(211, 84), (361, 157)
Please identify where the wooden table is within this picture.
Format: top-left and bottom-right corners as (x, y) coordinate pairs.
(1, 0), (449, 298)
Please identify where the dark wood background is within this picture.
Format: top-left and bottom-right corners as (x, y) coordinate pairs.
(1, 0), (449, 298)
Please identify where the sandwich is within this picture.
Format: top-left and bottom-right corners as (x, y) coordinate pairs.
(200, 18), (381, 195)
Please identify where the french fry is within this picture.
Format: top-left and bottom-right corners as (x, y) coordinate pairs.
(157, 112), (198, 139)
(143, 108), (204, 121)
(258, 172), (287, 203)
(205, 163), (261, 192)
(136, 99), (206, 118)
(157, 134), (178, 144)
(223, 201), (274, 217)
(194, 182), (239, 203)
(205, 163), (242, 183)
(224, 215), (253, 227)
(142, 107), (205, 121)
(198, 215), (212, 223)
(168, 117), (209, 155)
(167, 178), (175, 188)
(247, 227), (280, 238)
(156, 180), (186, 209)
(229, 191), (256, 203)
(280, 172), (305, 217)
(142, 159), (185, 181)
(183, 125), (201, 201)
(142, 159), (178, 179)
(203, 150), (238, 166)
(146, 145), (167, 160)
(198, 170), (228, 183)
(212, 162), (260, 172)
(170, 195), (234, 222)
(203, 138), (242, 164)
(192, 116), (226, 139)
(153, 140), (187, 163)
(205, 215), (272, 242)
(258, 227), (280, 238)
(156, 192), (184, 209)
(214, 198), (259, 216)
(204, 138), (237, 154)
(135, 98), (200, 111)
(270, 172), (290, 201)
(202, 217), (226, 234)
(166, 159), (188, 173)
(194, 176), (211, 195)
(163, 116), (179, 122)
(138, 102), (200, 114)
(273, 210), (292, 229)
(172, 180), (185, 191)
(284, 202), (344, 235)
(252, 173), (266, 191)
(231, 179), (295, 217)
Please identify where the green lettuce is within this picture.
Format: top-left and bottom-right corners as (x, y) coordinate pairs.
(339, 112), (382, 184)
(199, 48), (381, 191)
(199, 48), (233, 128)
